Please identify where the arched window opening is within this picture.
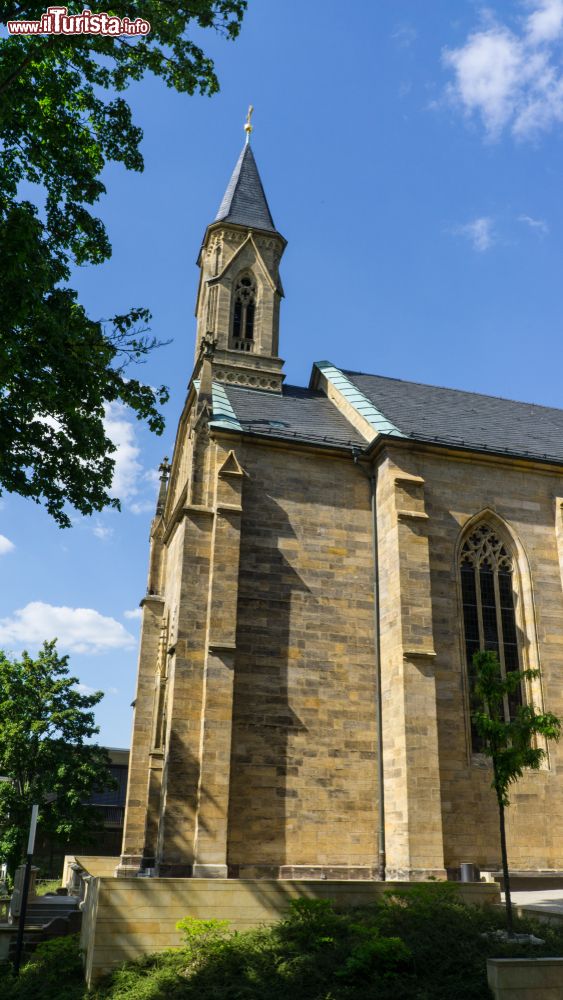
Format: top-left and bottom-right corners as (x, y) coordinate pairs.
(233, 299), (242, 340)
(152, 616), (169, 752)
(231, 274), (256, 351)
(206, 285), (217, 334)
(460, 523), (523, 750)
(246, 300), (255, 340)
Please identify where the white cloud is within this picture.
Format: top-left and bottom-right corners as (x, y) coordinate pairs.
(124, 608), (142, 620)
(92, 520), (114, 541)
(144, 468), (160, 487)
(77, 682), (119, 696)
(101, 403), (161, 515)
(76, 682), (98, 695)
(443, 2), (563, 139)
(453, 216), (495, 251)
(129, 499), (155, 515)
(103, 402), (144, 503)
(392, 23), (417, 48)
(444, 27), (524, 136)
(0, 534), (15, 555)
(0, 602), (136, 655)
(518, 212), (550, 233)
(527, 0), (563, 43)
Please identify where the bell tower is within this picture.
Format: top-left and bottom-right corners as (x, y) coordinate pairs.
(194, 109), (286, 392)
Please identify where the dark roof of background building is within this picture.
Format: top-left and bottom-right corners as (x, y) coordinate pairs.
(223, 383), (366, 449)
(344, 370), (563, 463)
(215, 143), (277, 233)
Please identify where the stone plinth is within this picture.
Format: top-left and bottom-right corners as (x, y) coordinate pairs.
(488, 958), (563, 999)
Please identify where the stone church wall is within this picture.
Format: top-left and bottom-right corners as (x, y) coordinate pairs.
(227, 441), (379, 877)
(384, 444), (563, 872)
(120, 426), (563, 880)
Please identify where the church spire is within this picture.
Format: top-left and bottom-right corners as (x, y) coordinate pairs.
(214, 109), (278, 234)
(193, 113), (287, 392)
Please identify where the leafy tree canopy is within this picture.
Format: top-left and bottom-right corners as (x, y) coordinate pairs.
(0, 640), (114, 874)
(472, 650), (561, 807)
(0, 2), (246, 526)
(472, 650), (561, 934)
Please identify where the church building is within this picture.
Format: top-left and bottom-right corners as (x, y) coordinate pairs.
(118, 122), (563, 883)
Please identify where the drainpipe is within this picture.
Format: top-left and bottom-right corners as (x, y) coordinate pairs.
(354, 453), (386, 881)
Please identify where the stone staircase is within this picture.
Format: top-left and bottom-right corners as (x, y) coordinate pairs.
(25, 895), (81, 927)
(0, 894), (82, 964)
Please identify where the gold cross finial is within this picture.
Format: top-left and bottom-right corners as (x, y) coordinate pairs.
(244, 104), (254, 143)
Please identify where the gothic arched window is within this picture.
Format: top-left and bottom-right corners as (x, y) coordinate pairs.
(460, 523), (523, 750)
(232, 273), (256, 351)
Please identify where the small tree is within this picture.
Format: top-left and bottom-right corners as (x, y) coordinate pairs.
(0, 641), (114, 876)
(472, 650), (561, 935)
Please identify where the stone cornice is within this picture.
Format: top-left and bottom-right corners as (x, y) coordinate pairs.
(368, 433), (563, 478)
(140, 594), (165, 608)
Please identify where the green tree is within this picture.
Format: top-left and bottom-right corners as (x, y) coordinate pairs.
(472, 650), (561, 935)
(0, 641), (114, 875)
(0, 2), (246, 526)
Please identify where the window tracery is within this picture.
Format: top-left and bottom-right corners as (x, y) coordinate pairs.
(231, 273), (256, 351)
(460, 523), (523, 750)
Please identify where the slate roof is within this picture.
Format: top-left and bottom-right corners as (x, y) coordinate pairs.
(215, 143), (277, 233)
(222, 384), (366, 449)
(344, 370), (563, 463)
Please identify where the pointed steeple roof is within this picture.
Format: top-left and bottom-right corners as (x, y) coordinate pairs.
(215, 143), (277, 233)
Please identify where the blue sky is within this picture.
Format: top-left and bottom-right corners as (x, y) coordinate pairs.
(2, 0), (563, 746)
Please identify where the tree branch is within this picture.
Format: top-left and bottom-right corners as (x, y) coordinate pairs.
(0, 36), (56, 95)
(0, 50), (35, 95)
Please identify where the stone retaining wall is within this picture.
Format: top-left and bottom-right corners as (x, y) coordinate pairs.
(79, 874), (499, 985)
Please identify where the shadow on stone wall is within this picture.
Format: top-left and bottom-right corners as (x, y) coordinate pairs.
(228, 490), (310, 873)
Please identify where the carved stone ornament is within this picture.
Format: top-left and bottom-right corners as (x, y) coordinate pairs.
(460, 524), (513, 571)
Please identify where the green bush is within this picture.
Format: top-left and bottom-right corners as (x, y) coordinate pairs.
(337, 932), (412, 981)
(0, 934), (84, 1000)
(3, 886), (563, 1000)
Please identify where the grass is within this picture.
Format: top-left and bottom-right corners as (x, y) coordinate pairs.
(2, 884), (563, 1000)
(35, 880), (62, 897)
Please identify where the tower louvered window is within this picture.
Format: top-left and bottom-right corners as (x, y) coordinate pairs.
(232, 274), (256, 351)
(460, 524), (523, 750)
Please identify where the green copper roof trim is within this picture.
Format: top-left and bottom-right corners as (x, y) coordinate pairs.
(210, 382), (242, 431)
(192, 379), (242, 432)
(314, 362), (406, 438)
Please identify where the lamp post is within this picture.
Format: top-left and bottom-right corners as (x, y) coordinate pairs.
(13, 803), (39, 975)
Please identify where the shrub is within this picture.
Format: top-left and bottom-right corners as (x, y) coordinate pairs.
(4, 887), (563, 1000)
(0, 934), (84, 1000)
(337, 932), (412, 981)
(176, 916), (230, 948)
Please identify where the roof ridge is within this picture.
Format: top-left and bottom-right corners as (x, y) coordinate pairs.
(343, 369), (563, 416)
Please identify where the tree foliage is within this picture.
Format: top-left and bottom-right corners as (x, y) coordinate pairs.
(5, 890), (563, 1000)
(472, 651), (561, 806)
(0, 2), (246, 525)
(0, 641), (114, 874)
(472, 650), (561, 933)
